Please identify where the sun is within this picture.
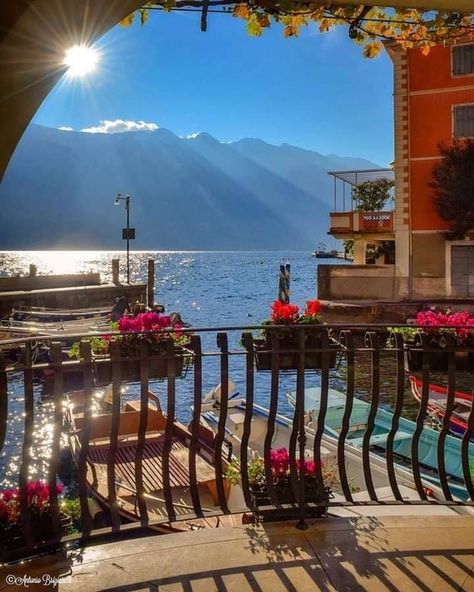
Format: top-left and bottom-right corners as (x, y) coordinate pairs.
(64, 44), (99, 78)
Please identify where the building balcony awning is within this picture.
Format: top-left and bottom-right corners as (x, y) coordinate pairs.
(328, 168), (394, 187)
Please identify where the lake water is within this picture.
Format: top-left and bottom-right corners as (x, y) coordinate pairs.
(0, 250), (322, 326)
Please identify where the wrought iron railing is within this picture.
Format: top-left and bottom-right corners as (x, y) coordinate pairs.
(0, 324), (473, 561)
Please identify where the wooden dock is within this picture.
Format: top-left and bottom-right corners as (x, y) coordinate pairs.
(0, 259), (152, 317)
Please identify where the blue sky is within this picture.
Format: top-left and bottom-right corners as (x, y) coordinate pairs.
(33, 10), (394, 165)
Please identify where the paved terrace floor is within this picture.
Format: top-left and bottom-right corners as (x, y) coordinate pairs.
(1, 515), (473, 592)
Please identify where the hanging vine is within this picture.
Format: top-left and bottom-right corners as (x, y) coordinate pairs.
(121, 2), (474, 58)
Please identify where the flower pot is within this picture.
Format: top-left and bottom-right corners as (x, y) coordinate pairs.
(249, 483), (329, 522)
(405, 345), (474, 372)
(93, 354), (186, 384)
(253, 331), (338, 372)
(39, 350), (189, 394)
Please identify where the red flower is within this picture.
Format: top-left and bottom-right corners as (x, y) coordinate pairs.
(305, 300), (321, 316)
(0, 481), (63, 527)
(270, 301), (299, 324)
(415, 308), (474, 342)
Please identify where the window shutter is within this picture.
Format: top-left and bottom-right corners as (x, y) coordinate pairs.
(453, 45), (474, 76)
(454, 105), (474, 138)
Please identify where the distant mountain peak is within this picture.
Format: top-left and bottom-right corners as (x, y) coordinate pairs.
(185, 131), (216, 142)
(0, 123), (384, 249)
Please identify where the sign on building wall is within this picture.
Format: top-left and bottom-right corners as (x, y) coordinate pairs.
(359, 212), (393, 232)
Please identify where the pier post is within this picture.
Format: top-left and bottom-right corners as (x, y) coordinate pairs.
(29, 264), (37, 277)
(147, 259), (155, 308)
(112, 259), (120, 285)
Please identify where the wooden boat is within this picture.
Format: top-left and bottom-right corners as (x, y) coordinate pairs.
(287, 387), (474, 500)
(200, 385), (472, 513)
(409, 375), (473, 440)
(1, 315), (111, 336)
(10, 305), (110, 323)
(66, 390), (241, 532)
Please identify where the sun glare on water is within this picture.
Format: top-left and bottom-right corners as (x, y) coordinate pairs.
(64, 44), (99, 77)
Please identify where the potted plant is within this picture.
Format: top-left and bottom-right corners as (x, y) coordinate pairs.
(226, 448), (335, 522)
(69, 311), (192, 382)
(0, 481), (70, 558)
(250, 300), (339, 371)
(394, 308), (474, 372)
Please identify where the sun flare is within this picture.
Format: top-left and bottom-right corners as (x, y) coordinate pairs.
(64, 44), (99, 77)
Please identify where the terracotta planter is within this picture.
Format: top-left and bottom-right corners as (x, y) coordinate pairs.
(253, 330), (338, 371)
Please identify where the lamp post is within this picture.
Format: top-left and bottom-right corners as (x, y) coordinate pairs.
(114, 193), (134, 284)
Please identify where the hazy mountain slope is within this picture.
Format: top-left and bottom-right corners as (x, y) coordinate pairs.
(230, 138), (379, 204)
(0, 125), (380, 249)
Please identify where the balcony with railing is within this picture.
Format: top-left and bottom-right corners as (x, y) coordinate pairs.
(328, 169), (395, 240)
(0, 324), (473, 570)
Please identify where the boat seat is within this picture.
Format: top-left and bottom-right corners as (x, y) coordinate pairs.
(348, 431), (412, 448)
(227, 411), (247, 426)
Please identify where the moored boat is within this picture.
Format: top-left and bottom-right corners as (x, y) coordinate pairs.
(10, 305), (111, 323)
(409, 375), (473, 440)
(66, 389), (241, 532)
(287, 386), (473, 499)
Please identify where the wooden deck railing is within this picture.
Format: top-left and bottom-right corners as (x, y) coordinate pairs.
(0, 324), (473, 561)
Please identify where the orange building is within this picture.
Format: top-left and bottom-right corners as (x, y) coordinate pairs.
(320, 41), (474, 301)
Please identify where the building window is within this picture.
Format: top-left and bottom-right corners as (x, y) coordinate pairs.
(452, 44), (474, 76)
(453, 105), (474, 138)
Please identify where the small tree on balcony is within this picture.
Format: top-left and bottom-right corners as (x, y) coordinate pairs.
(353, 179), (394, 212)
(431, 140), (474, 240)
(344, 178), (394, 257)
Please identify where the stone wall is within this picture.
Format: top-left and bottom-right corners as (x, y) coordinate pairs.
(317, 264), (398, 300)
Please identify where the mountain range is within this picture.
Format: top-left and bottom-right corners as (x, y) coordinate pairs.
(0, 124), (379, 249)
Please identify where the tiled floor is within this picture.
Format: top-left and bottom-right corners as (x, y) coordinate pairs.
(1, 516), (473, 592)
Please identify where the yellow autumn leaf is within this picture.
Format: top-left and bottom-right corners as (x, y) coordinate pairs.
(283, 25), (298, 38)
(247, 14), (263, 37)
(290, 15), (306, 28)
(363, 41), (382, 59)
(257, 14), (271, 29)
(233, 4), (250, 20)
(319, 19), (333, 33)
(120, 13), (135, 27)
(421, 44), (432, 56)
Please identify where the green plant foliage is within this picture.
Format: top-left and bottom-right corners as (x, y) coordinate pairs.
(431, 139), (474, 239)
(353, 178), (394, 212)
(225, 455), (264, 486)
(60, 497), (91, 534)
(68, 336), (111, 360)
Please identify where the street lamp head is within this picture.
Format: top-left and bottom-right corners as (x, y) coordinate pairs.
(114, 193), (122, 206)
